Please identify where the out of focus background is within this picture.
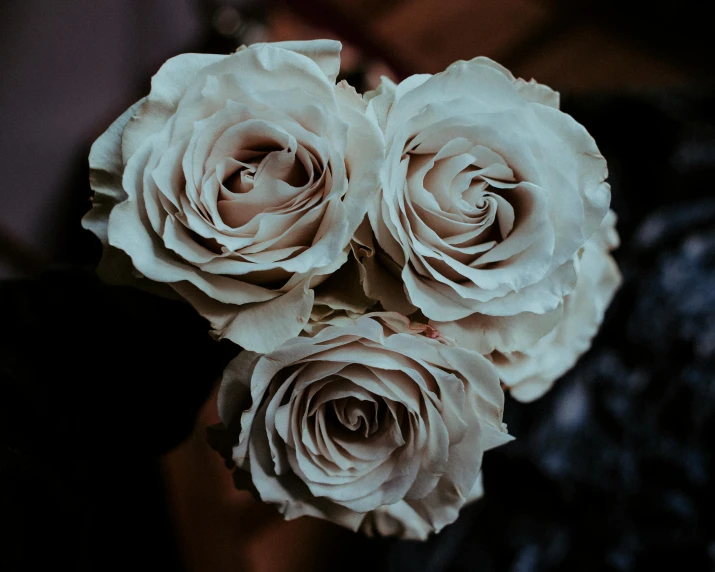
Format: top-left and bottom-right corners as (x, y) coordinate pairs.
(2, 2), (715, 572)
(1, 0), (713, 278)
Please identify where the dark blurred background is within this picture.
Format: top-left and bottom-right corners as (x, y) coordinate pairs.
(1, 1), (715, 571)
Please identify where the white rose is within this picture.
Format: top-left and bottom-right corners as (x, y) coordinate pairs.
(212, 314), (511, 539)
(356, 57), (611, 360)
(82, 40), (382, 353)
(488, 210), (622, 402)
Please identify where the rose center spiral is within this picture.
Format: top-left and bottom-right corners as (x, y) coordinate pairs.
(326, 396), (383, 438)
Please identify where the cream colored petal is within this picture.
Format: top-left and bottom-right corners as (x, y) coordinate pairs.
(83, 100), (147, 286)
(353, 218), (417, 316)
(312, 250), (375, 314)
(530, 104), (610, 259)
(260, 39), (342, 83)
(514, 78), (560, 109)
(360, 500), (432, 540)
(384, 63), (523, 137)
(497, 212), (622, 401)
(246, 397), (365, 531)
(468, 56), (560, 109)
(217, 350), (261, 428)
(177, 277), (315, 353)
(183, 44), (339, 117)
(405, 409), (482, 532)
(462, 257), (578, 317)
(121, 53), (226, 162)
(430, 305), (563, 355)
(364, 75), (397, 133)
(465, 471), (485, 504)
(335, 80), (385, 236)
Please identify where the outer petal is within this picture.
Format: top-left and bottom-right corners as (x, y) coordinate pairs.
(312, 250), (375, 315)
(217, 350), (261, 428)
(83, 100), (144, 285)
(469, 56), (560, 109)
(430, 304), (563, 354)
(360, 500), (433, 541)
(364, 75), (397, 133)
(497, 211), (622, 401)
(335, 80), (385, 235)
(352, 218), (417, 316)
(121, 53), (227, 161)
(174, 276), (315, 353)
(262, 39), (342, 83)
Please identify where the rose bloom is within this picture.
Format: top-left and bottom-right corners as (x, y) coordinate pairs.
(211, 314), (511, 540)
(83, 40), (382, 353)
(355, 57), (613, 396)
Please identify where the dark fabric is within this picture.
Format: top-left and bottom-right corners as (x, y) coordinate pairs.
(2, 90), (715, 571)
(0, 270), (238, 571)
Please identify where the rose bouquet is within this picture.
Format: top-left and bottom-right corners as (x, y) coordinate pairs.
(83, 40), (620, 540)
